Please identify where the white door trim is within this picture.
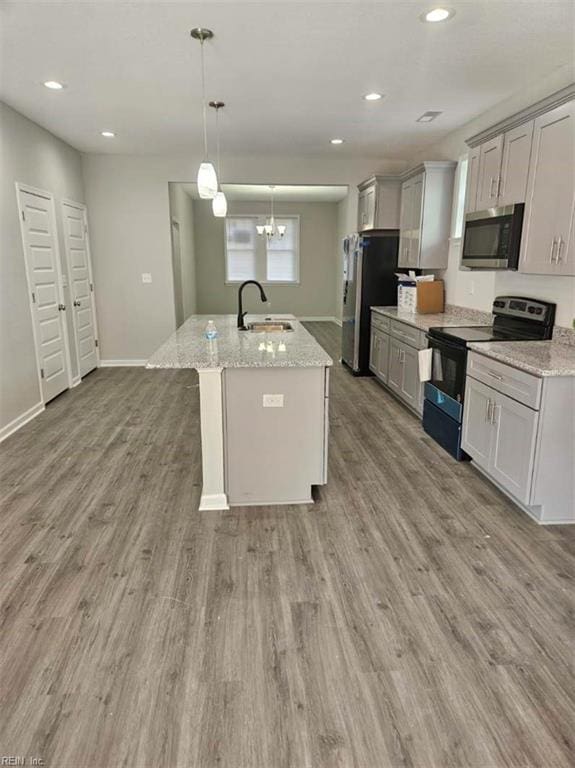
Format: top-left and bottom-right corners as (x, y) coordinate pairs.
(60, 198), (101, 374)
(15, 182), (74, 401)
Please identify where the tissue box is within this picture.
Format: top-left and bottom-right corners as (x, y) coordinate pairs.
(416, 280), (444, 314)
(398, 281), (417, 311)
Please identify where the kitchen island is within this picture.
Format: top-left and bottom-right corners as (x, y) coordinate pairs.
(147, 315), (332, 510)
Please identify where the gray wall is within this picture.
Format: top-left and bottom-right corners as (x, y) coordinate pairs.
(0, 101), (85, 433)
(168, 183), (197, 325)
(193, 199), (339, 317)
(81, 153), (407, 361)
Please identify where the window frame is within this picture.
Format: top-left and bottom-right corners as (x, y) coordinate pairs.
(224, 213), (301, 286)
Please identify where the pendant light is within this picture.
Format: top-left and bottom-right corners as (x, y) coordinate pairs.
(191, 28), (218, 199)
(210, 100), (228, 217)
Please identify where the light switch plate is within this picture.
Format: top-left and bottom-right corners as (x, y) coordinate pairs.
(142, 273), (152, 284)
(263, 394), (284, 408)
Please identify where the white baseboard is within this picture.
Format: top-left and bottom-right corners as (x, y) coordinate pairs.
(0, 401), (45, 444)
(72, 375), (82, 387)
(100, 359), (148, 367)
(298, 316), (341, 325)
(199, 493), (230, 511)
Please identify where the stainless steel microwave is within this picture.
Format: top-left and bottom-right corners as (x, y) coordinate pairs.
(461, 203), (525, 270)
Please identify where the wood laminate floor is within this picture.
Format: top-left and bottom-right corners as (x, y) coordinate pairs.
(1, 322), (574, 768)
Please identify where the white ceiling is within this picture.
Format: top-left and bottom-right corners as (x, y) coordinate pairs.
(181, 183), (348, 202)
(1, 1), (573, 159)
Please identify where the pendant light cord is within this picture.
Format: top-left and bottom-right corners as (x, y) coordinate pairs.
(200, 38), (208, 159)
(216, 107), (221, 177)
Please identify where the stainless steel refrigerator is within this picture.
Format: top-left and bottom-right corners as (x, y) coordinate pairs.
(341, 231), (400, 375)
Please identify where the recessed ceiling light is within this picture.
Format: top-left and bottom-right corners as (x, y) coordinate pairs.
(421, 8), (454, 23)
(44, 80), (65, 90)
(330, 138), (344, 145)
(417, 111), (443, 123)
(101, 131), (116, 138)
(364, 92), (383, 101)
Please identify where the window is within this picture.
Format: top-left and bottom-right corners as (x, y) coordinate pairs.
(224, 215), (300, 284)
(225, 217), (257, 282)
(266, 218), (299, 282)
(450, 155), (469, 240)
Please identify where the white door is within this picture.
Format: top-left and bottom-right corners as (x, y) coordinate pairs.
(369, 329), (379, 374)
(62, 202), (99, 377)
(399, 343), (419, 409)
(376, 332), (390, 383)
(520, 101), (575, 275)
(387, 338), (403, 393)
(461, 377), (494, 470)
(489, 392), (539, 505)
(18, 187), (70, 402)
(476, 135), (503, 210)
(499, 121), (534, 205)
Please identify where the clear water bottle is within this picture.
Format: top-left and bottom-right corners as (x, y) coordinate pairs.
(204, 320), (218, 340)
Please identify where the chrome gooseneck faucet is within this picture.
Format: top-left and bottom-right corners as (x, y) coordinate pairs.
(237, 280), (268, 329)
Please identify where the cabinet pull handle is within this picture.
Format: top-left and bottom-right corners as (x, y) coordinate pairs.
(497, 176), (503, 198)
(489, 177), (496, 198)
(485, 398), (492, 422)
(487, 370), (503, 381)
(490, 403), (498, 426)
(549, 237), (558, 263)
(557, 236), (563, 263)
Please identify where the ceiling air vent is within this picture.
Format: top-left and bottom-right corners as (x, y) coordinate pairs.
(416, 111), (443, 123)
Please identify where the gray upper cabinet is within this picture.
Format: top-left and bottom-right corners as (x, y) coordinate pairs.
(464, 88), (574, 277)
(476, 135), (503, 210)
(467, 120), (534, 212)
(357, 176), (402, 231)
(398, 162), (455, 269)
(519, 101), (575, 276)
(498, 120), (534, 205)
(464, 146), (480, 213)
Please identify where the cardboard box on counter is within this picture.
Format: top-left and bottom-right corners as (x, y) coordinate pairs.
(416, 280), (444, 314)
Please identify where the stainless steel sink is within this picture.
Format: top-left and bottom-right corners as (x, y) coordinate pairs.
(244, 321), (294, 332)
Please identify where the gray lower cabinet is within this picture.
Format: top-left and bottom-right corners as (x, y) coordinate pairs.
(370, 312), (425, 416)
(462, 376), (538, 504)
(462, 352), (574, 524)
(369, 328), (390, 382)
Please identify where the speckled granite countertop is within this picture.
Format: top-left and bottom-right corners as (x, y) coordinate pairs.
(147, 315), (333, 370)
(371, 306), (490, 332)
(468, 340), (575, 378)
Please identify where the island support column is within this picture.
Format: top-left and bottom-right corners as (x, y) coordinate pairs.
(197, 367), (229, 511)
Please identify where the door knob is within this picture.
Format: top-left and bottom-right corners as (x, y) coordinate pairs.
(58, 303), (66, 311)
(73, 300), (81, 307)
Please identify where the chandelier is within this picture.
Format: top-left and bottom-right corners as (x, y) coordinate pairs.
(257, 185), (286, 240)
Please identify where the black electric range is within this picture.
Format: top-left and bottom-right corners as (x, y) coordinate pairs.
(422, 296), (556, 460)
